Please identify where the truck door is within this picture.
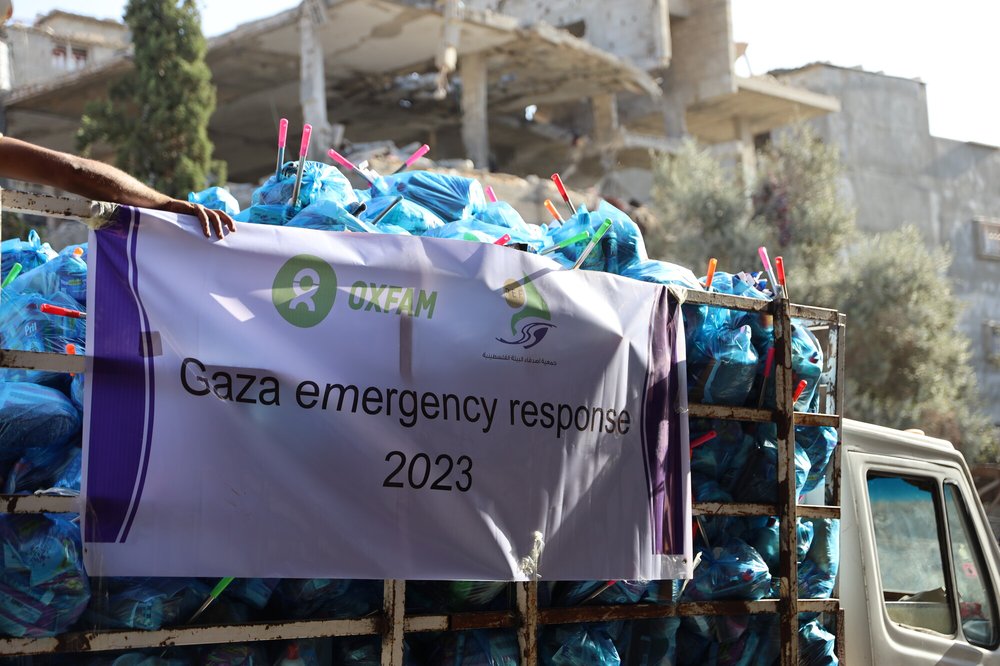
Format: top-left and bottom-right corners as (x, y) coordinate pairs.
(856, 454), (1000, 664)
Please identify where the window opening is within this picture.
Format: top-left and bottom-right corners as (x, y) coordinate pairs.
(868, 473), (955, 634)
(944, 483), (999, 648)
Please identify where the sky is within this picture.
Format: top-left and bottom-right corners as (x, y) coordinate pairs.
(17, 0), (1000, 147)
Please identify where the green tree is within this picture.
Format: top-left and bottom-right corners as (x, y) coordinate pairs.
(649, 127), (997, 460)
(648, 140), (762, 272)
(832, 228), (995, 459)
(752, 130), (855, 304)
(77, 0), (225, 197)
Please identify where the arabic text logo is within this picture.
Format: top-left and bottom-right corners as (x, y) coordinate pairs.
(272, 254), (338, 327)
(497, 276), (555, 349)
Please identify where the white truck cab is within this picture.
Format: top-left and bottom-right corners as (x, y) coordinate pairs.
(842, 419), (1000, 664)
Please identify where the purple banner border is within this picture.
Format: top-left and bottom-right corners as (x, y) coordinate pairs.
(85, 207), (156, 544)
(640, 287), (687, 555)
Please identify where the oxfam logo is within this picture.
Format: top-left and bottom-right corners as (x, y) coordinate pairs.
(272, 255), (338, 327)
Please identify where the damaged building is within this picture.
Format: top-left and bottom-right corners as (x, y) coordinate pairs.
(4, 2), (1000, 425)
(2, 0), (836, 205)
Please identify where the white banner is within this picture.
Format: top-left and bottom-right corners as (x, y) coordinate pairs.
(83, 207), (690, 581)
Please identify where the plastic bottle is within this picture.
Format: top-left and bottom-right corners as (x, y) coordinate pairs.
(276, 642), (306, 666)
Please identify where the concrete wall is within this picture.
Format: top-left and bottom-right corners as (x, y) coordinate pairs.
(776, 64), (1000, 423)
(462, 0), (670, 69)
(658, 0), (735, 137)
(6, 15), (127, 89)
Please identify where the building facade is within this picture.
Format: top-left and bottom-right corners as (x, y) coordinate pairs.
(3, 10), (128, 91)
(775, 63), (1000, 424)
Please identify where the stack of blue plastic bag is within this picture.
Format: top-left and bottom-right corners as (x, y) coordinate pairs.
(84, 577), (211, 631)
(1, 230), (56, 277)
(0, 164), (842, 663)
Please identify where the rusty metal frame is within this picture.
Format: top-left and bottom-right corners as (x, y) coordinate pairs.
(0, 191), (844, 662)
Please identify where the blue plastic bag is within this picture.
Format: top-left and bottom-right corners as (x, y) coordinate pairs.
(799, 519), (840, 601)
(3, 436), (81, 494)
(286, 200), (380, 233)
(617, 618), (680, 665)
(0, 383), (81, 480)
(84, 578), (210, 631)
(71, 371), (85, 413)
(424, 217), (544, 249)
(755, 323), (824, 413)
(359, 196), (443, 234)
(0, 513), (91, 637)
(745, 517), (815, 571)
(799, 620), (838, 665)
(797, 426), (839, 493)
(272, 579), (381, 619)
(432, 629), (519, 666)
(474, 201), (531, 234)
(373, 171), (486, 222)
(449, 581), (506, 609)
(541, 623), (620, 666)
(220, 578), (279, 610)
(730, 434), (810, 503)
(1, 230), (56, 278)
(705, 272), (772, 345)
(232, 204), (294, 227)
(545, 201), (648, 274)
(554, 580), (646, 607)
(0, 291), (86, 387)
(49, 445), (82, 493)
(676, 617), (717, 666)
(682, 540), (772, 602)
(6, 249), (87, 308)
(337, 637), (416, 666)
(189, 187), (240, 216)
(690, 419), (754, 488)
(622, 259), (702, 290)
(686, 316), (759, 406)
(253, 161), (358, 210)
(693, 474), (733, 502)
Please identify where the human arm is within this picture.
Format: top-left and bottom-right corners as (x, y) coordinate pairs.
(0, 136), (235, 238)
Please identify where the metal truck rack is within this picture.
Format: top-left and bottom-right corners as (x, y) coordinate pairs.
(0, 190), (845, 665)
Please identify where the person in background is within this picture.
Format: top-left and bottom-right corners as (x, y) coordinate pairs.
(0, 0), (235, 239)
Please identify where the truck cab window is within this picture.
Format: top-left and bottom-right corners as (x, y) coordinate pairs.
(868, 474), (955, 635)
(944, 483), (999, 648)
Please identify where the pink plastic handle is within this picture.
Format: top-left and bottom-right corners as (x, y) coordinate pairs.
(277, 118), (289, 148)
(298, 124), (313, 157)
(405, 144), (430, 167)
(758, 246), (774, 278)
(485, 186), (498, 203)
(493, 233), (511, 245)
(327, 148), (357, 171)
(757, 245), (770, 270)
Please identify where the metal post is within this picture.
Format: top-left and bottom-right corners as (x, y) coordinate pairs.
(830, 315), (846, 508)
(516, 581), (538, 666)
(773, 297), (799, 665)
(380, 579), (405, 666)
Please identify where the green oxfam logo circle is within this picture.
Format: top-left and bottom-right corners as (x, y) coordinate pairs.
(272, 255), (338, 327)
